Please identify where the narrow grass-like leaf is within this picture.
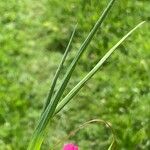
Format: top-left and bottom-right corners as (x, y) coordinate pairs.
(28, 1), (116, 149)
(48, 0), (116, 111)
(42, 24), (77, 113)
(55, 21), (145, 114)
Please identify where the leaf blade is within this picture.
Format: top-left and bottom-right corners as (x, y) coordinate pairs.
(55, 21), (145, 114)
(28, 1), (117, 149)
(42, 24), (77, 113)
(47, 0), (116, 118)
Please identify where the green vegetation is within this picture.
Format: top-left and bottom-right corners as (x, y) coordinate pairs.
(0, 0), (149, 150)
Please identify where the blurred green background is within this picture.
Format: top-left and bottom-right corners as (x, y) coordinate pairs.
(0, 0), (150, 149)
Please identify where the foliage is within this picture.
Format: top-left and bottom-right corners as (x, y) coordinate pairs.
(0, 0), (149, 149)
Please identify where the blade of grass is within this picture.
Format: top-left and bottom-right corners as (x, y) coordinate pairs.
(48, 0), (116, 113)
(27, 24), (77, 150)
(28, 1), (116, 149)
(40, 0), (116, 124)
(55, 21), (145, 114)
(37, 0), (116, 136)
(42, 24), (77, 113)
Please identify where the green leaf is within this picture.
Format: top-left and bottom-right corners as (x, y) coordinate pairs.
(28, 1), (116, 149)
(42, 24), (77, 113)
(47, 0), (116, 115)
(55, 21), (145, 114)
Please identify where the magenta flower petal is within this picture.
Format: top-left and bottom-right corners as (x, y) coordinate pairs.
(63, 143), (78, 150)
(74, 145), (78, 150)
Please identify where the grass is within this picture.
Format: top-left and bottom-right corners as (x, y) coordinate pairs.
(0, 0), (149, 149)
(28, 1), (117, 149)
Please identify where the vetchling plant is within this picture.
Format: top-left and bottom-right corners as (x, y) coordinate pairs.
(27, 0), (145, 149)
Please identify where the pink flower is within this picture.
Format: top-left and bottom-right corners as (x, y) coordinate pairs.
(63, 143), (79, 150)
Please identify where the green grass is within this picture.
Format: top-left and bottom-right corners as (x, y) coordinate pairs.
(0, 0), (149, 149)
